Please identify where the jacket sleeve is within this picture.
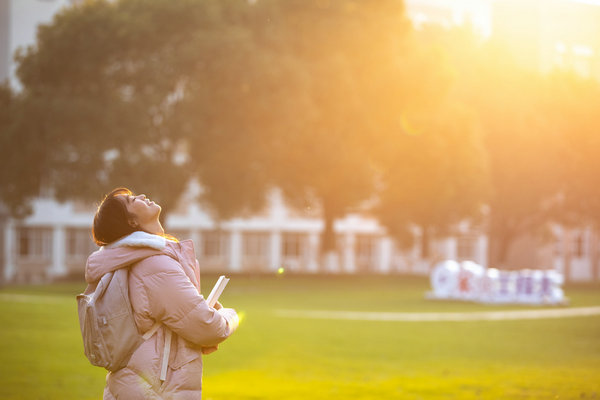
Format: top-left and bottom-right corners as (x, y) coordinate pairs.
(133, 255), (237, 347)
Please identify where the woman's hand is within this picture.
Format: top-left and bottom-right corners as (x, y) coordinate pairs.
(213, 301), (223, 310)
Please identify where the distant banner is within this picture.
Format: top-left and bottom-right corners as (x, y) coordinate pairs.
(426, 260), (566, 305)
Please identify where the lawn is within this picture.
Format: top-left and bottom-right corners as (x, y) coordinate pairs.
(0, 274), (599, 399)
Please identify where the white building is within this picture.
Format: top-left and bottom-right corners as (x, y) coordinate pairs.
(2, 187), (490, 283)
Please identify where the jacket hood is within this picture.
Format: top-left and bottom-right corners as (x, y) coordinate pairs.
(85, 231), (171, 284)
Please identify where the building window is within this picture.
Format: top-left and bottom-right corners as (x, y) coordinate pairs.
(356, 236), (376, 260)
(202, 231), (229, 258)
(282, 233), (304, 258)
(243, 232), (269, 258)
(457, 235), (478, 261)
(17, 227), (52, 261)
(66, 228), (97, 259)
(356, 235), (378, 271)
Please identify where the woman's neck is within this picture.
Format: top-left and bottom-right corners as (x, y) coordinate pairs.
(139, 220), (165, 236)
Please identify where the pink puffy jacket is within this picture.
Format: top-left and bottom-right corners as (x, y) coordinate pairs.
(85, 232), (238, 400)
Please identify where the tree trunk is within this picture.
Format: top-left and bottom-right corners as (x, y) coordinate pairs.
(593, 228), (600, 282)
(494, 232), (512, 269)
(420, 225), (430, 260)
(562, 228), (576, 284)
(0, 213), (5, 287)
(488, 211), (515, 269)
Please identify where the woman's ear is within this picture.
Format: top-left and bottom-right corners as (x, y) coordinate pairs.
(127, 218), (139, 229)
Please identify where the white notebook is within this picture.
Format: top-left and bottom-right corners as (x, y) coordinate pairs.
(206, 275), (230, 308)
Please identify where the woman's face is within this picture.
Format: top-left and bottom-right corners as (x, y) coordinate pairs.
(118, 193), (161, 226)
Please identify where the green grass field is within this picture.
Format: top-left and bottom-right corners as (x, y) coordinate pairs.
(1, 274), (599, 399)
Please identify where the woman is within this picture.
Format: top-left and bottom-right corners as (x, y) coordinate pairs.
(85, 187), (238, 399)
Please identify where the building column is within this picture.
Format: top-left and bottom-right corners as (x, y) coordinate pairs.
(190, 230), (202, 258)
(584, 228), (593, 280)
(307, 232), (319, 273)
(379, 237), (393, 274)
(50, 226), (66, 278)
(3, 220), (15, 282)
(592, 229), (600, 282)
(229, 230), (242, 272)
(476, 234), (488, 268)
(444, 237), (457, 260)
(0, 213), (5, 286)
(269, 231), (281, 272)
(343, 233), (355, 274)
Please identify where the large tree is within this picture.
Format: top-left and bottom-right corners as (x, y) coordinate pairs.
(372, 26), (489, 260)
(378, 25), (567, 267)
(413, 26), (565, 268)
(237, 0), (423, 264)
(179, 0), (429, 266)
(544, 72), (600, 279)
(466, 45), (564, 268)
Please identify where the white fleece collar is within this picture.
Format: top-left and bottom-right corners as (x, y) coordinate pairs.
(105, 231), (167, 250)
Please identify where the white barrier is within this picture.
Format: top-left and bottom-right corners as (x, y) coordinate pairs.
(427, 260), (566, 305)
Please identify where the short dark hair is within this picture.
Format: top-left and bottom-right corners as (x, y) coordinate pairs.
(92, 187), (138, 246)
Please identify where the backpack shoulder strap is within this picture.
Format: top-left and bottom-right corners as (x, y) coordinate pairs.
(142, 321), (162, 340)
(141, 321), (171, 382)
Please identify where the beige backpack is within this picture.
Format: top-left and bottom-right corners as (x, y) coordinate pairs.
(77, 268), (164, 372)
